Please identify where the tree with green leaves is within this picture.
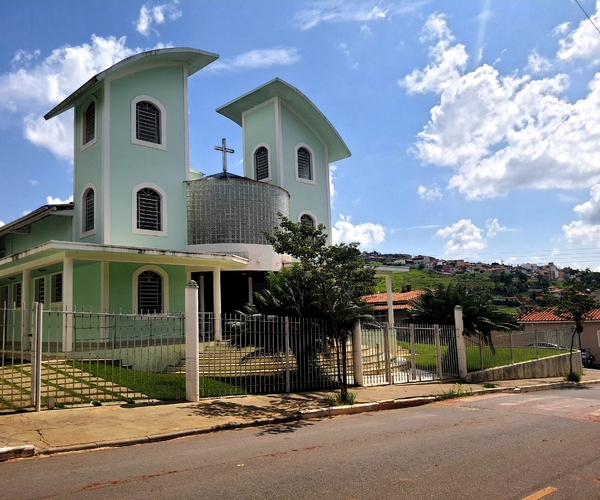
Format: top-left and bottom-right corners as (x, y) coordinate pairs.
(262, 216), (376, 404)
(404, 283), (518, 352)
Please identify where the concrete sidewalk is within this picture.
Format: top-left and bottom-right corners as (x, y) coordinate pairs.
(2, 369), (600, 460)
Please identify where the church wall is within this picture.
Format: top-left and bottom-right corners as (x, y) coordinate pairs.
(73, 87), (104, 245)
(0, 216), (72, 256)
(73, 261), (102, 310)
(279, 103), (331, 233)
(242, 101), (278, 184)
(107, 65), (188, 250)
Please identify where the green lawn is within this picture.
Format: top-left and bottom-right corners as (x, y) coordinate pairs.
(375, 269), (495, 294)
(398, 341), (569, 372)
(70, 361), (244, 401)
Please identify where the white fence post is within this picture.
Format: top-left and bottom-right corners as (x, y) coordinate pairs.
(454, 306), (468, 379)
(30, 302), (43, 411)
(352, 322), (363, 386)
(185, 281), (199, 402)
(409, 324), (417, 381)
(285, 317), (291, 393)
(383, 324), (392, 384)
(434, 325), (443, 381)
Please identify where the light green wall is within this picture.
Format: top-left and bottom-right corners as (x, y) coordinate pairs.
(74, 87), (103, 244)
(108, 66), (188, 250)
(73, 261), (102, 310)
(280, 103), (330, 234)
(0, 216), (72, 256)
(243, 102), (278, 184)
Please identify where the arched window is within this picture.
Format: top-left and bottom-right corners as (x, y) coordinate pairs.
(83, 188), (94, 233)
(136, 101), (161, 144)
(297, 147), (312, 181)
(300, 213), (315, 228)
(137, 270), (162, 313)
(254, 146), (269, 181)
(137, 188), (161, 231)
(84, 101), (95, 144)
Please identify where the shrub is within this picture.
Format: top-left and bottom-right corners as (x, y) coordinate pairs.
(565, 371), (581, 383)
(323, 390), (357, 406)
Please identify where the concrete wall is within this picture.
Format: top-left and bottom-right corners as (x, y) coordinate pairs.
(465, 352), (583, 383)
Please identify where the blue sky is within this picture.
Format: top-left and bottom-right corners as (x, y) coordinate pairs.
(3, 1), (600, 269)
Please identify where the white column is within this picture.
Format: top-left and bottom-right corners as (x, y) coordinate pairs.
(185, 280), (199, 402)
(62, 257), (74, 352)
(385, 274), (394, 326)
(100, 262), (109, 341)
(21, 269), (31, 351)
(454, 306), (468, 379)
(213, 267), (221, 341)
(352, 322), (363, 386)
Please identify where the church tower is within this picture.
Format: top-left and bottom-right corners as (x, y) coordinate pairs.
(216, 78), (351, 240)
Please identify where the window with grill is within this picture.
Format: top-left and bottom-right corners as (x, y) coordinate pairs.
(84, 188), (94, 233)
(84, 101), (95, 144)
(297, 147), (312, 180)
(13, 283), (22, 308)
(51, 274), (63, 303)
(138, 271), (162, 313)
(254, 146), (269, 180)
(34, 277), (44, 304)
(300, 213), (315, 228)
(137, 188), (162, 231)
(136, 101), (161, 144)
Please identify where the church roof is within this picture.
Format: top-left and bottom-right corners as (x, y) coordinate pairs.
(215, 78), (351, 163)
(44, 48), (219, 120)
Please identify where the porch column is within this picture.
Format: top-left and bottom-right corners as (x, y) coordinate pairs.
(62, 257), (73, 352)
(21, 269), (31, 351)
(385, 274), (394, 326)
(213, 267), (221, 341)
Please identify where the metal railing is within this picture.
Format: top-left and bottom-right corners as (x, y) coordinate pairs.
(463, 329), (576, 372)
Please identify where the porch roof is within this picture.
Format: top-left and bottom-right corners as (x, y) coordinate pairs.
(0, 240), (248, 279)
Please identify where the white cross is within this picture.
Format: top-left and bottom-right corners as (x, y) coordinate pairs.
(214, 138), (234, 173)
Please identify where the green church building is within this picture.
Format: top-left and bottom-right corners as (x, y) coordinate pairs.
(0, 47), (350, 350)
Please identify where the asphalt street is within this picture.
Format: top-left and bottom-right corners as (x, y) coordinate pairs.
(3, 386), (600, 499)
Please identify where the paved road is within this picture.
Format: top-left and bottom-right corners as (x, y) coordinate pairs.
(3, 386), (600, 499)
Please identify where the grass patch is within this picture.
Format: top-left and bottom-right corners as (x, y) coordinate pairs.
(565, 371), (581, 382)
(483, 382), (497, 388)
(437, 384), (473, 400)
(323, 390), (357, 406)
(398, 341), (447, 368)
(70, 361), (244, 401)
(466, 346), (569, 371)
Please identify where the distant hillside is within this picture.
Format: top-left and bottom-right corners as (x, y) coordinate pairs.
(374, 268), (495, 293)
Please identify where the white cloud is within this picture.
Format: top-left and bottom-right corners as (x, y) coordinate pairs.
(553, 22), (570, 36)
(403, 12), (600, 200)
(337, 43), (358, 69)
(206, 48), (300, 73)
(400, 13), (468, 94)
(486, 218), (507, 237)
(526, 49), (553, 73)
(294, 1), (389, 31)
(417, 185), (442, 200)
(436, 219), (487, 255)
(22, 211), (31, 216)
(46, 195), (73, 205)
(563, 183), (600, 245)
(0, 221), (4, 227)
(0, 36), (140, 162)
(29, 180), (39, 186)
(557, 1), (600, 61)
(329, 164), (337, 203)
(332, 214), (385, 249)
(135, 1), (182, 37)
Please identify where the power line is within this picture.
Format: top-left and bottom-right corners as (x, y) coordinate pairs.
(574, 0), (600, 35)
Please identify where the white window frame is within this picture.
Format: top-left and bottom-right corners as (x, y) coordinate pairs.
(131, 182), (168, 237)
(34, 277), (45, 306)
(298, 210), (318, 228)
(132, 265), (169, 314)
(81, 96), (98, 152)
(50, 272), (63, 306)
(131, 95), (167, 151)
(80, 182), (97, 239)
(294, 143), (316, 185)
(252, 143), (272, 182)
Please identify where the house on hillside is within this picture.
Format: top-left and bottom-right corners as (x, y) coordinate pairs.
(363, 289), (425, 324)
(0, 47), (351, 351)
(518, 308), (600, 353)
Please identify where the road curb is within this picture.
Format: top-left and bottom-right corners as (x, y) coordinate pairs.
(4, 378), (600, 461)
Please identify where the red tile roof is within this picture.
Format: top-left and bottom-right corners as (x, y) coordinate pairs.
(518, 308), (600, 323)
(363, 290), (425, 310)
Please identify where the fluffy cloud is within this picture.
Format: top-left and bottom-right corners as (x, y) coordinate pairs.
(294, 1), (388, 30)
(135, 1), (182, 37)
(403, 12), (600, 200)
(332, 214), (385, 249)
(486, 218), (507, 237)
(329, 164), (337, 203)
(46, 195), (73, 205)
(0, 36), (140, 162)
(0, 221), (4, 227)
(557, 0), (600, 61)
(563, 184), (600, 245)
(436, 219), (487, 255)
(526, 50), (553, 73)
(400, 13), (468, 94)
(417, 185), (442, 200)
(206, 48), (300, 73)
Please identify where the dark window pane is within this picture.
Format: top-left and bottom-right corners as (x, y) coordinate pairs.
(136, 101), (161, 144)
(297, 147), (311, 180)
(255, 146), (269, 180)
